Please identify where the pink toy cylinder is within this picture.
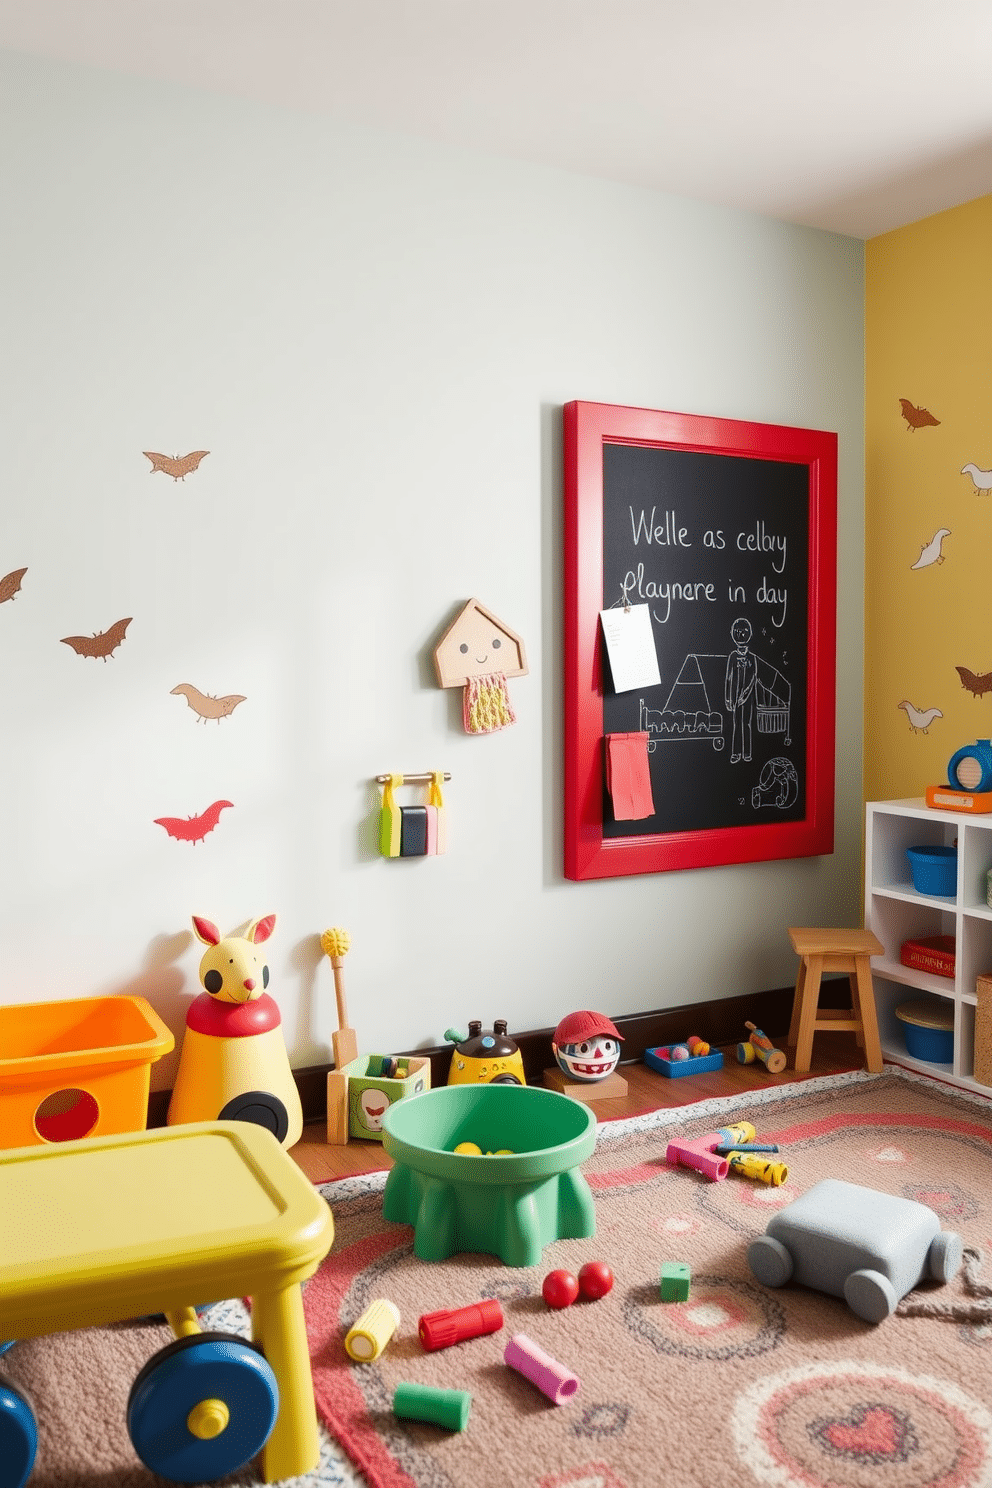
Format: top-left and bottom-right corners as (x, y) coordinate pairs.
(665, 1142), (728, 1181)
(504, 1332), (580, 1405)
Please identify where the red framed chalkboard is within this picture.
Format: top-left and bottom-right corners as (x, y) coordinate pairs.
(563, 400), (836, 881)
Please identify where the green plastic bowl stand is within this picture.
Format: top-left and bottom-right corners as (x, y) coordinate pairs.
(380, 1084), (597, 1266)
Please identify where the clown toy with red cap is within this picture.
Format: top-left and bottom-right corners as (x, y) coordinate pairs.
(551, 1010), (624, 1084)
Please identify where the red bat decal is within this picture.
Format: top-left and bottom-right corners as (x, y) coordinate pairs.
(154, 799), (233, 844)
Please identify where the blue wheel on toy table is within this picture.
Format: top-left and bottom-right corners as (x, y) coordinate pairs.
(0, 1376), (37, 1488)
(126, 1332), (279, 1484)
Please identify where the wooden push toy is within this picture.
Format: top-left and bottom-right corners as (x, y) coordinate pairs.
(167, 915), (303, 1149)
(737, 1021), (787, 1074)
(0, 1120), (334, 1484)
(433, 598), (528, 734)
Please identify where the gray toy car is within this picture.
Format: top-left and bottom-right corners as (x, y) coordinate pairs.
(747, 1177), (962, 1323)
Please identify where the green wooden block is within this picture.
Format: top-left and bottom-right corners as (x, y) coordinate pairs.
(660, 1261), (691, 1301)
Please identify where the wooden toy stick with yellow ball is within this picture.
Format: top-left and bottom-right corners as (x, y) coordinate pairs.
(321, 927), (358, 1069)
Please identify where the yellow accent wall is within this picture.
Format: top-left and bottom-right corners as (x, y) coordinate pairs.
(865, 194), (992, 802)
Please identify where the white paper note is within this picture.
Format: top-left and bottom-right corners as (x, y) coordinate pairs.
(599, 603), (661, 693)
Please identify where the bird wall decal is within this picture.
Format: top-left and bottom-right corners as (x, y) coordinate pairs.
(897, 699), (943, 733)
(911, 528), (950, 569)
(961, 463), (992, 495)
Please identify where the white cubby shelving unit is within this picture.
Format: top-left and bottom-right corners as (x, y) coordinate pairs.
(866, 797), (992, 1093)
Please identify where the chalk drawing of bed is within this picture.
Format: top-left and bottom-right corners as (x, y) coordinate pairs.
(640, 653), (791, 753)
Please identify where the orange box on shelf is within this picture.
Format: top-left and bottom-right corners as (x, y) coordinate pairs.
(925, 784), (992, 813)
(0, 995), (174, 1148)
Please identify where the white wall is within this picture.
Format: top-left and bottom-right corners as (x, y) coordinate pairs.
(0, 52), (865, 1090)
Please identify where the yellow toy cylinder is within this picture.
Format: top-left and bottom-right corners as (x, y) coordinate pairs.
(345, 1299), (401, 1361)
(721, 1121), (756, 1146)
(727, 1152), (789, 1186)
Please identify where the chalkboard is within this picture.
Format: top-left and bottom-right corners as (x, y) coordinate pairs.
(563, 401), (836, 881)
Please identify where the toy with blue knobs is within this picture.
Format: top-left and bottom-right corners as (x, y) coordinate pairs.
(444, 1020), (526, 1085)
(926, 738), (992, 812)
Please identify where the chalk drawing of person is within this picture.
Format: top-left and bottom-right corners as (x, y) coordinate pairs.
(724, 617), (757, 763)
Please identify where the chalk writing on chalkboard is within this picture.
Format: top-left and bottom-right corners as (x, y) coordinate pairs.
(563, 401), (836, 881)
(602, 442), (808, 839)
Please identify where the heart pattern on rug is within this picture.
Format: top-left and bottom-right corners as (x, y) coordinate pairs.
(812, 1403), (916, 1461)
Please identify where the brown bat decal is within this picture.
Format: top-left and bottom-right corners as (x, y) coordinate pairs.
(60, 617), (132, 661)
(143, 450), (210, 480)
(0, 567), (27, 603)
(170, 682), (247, 723)
(899, 398), (941, 431)
(956, 665), (992, 698)
(154, 799), (233, 844)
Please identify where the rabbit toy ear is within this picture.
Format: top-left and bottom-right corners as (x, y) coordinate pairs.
(247, 914), (277, 944)
(192, 915), (221, 946)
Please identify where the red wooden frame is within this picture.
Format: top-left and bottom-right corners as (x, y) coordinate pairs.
(563, 400), (837, 881)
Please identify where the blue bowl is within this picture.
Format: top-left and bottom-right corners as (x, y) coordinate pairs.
(907, 844), (957, 896)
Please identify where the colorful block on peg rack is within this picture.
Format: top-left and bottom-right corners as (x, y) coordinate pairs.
(378, 772), (448, 857)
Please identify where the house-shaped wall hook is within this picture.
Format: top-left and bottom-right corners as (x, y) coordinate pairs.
(433, 598), (529, 734)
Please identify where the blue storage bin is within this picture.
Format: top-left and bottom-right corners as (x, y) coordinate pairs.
(895, 999), (954, 1064)
(906, 844), (957, 896)
(644, 1046), (724, 1078)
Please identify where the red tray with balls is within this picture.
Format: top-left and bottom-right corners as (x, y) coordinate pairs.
(644, 1039), (724, 1077)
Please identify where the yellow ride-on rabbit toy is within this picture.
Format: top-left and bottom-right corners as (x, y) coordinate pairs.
(167, 914), (303, 1148)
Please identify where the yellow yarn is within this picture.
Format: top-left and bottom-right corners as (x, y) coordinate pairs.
(465, 672), (515, 734)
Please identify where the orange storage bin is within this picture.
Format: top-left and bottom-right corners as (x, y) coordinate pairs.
(0, 995), (174, 1148)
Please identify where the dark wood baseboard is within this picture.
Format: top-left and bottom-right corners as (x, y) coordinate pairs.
(148, 984), (797, 1128)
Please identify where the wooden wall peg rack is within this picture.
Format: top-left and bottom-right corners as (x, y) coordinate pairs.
(374, 772), (451, 786)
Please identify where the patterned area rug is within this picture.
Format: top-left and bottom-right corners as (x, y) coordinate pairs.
(308, 1070), (992, 1488)
(6, 1069), (992, 1488)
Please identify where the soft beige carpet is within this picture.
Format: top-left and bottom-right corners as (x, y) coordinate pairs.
(7, 1070), (992, 1488)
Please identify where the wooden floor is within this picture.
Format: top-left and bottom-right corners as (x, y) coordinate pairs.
(290, 1032), (865, 1185)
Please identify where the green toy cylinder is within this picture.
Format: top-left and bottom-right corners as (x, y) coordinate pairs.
(393, 1381), (472, 1432)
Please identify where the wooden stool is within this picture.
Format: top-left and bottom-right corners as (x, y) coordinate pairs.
(787, 926), (884, 1074)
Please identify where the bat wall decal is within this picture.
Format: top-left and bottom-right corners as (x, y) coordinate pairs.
(0, 567), (27, 604)
(170, 682), (247, 723)
(956, 665), (992, 698)
(899, 398), (941, 431)
(60, 617), (132, 661)
(154, 799), (233, 844)
(143, 450), (210, 480)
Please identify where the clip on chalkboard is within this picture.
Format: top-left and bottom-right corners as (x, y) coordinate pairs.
(605, 733), (655, 821)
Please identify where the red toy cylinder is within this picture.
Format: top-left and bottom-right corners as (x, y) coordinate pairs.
(418, 1299), (503, 1352)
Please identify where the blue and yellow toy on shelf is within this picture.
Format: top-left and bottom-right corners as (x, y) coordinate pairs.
(444, 1020), (526, 1086)
(167, 915), (303, 1149)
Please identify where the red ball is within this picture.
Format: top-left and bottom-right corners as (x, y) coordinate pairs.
(578, 1260), (614, 1300)
(542, 1269), (580, 1309)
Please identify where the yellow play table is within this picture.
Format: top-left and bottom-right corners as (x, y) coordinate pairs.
(0, 1120), (334, 1483)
